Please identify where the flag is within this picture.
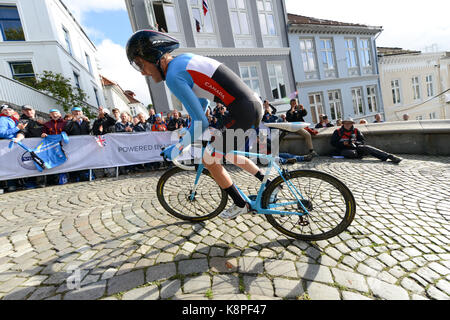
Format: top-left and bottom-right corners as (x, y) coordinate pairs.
(95, 135), (107, 148)
(202, 0), (208, 16)
(195, 18), (201, 32)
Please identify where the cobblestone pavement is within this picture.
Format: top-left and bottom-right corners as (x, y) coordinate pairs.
(0, 155), (449, 300)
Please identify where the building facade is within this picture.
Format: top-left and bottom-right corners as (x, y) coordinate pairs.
(101, 75), (147, 117)
(378, 48), (450, 121)
(0, 0), (105, 113)
(288, 14), (384, 125)
(125, 0), (296, 115)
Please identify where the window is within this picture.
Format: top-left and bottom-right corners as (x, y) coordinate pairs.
(426, 75), (434, 97)
(308, 93), (324, 124)
(367, 86), (378, 113)
(328, 90), (343, 121)
(63, 27), (73, 56)
(299, 39), (317, 72)
(228, 0), (250, 35)
(391, 80), (401, 104)
(9, 61), (35, 86)
(412, 76), (421, 100)
(351, 88), (364, 116)
(345, 39), (358, 68)
(190, 0), (214, 33)
(360, 39), (372, 67)
(257, 0), (276, 36)
(146, 0), (180, 33)
(320, 39), (335, 71)
(240, 64), (261, 96)
(268, 63), (286, 100)
(416, 115), (423, 120)
(0, 5), (25, 41)
(93, 87), (100, 107)
(429, 112), (437, 119)
(73, 72), (81, 89)
(85, 53), (93, 74)
(130, 105), (137, 117)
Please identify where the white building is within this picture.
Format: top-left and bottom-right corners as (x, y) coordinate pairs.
(101, 75), (147, 117)
(378, 48), (450, 121)
(0, 0), (105, 113)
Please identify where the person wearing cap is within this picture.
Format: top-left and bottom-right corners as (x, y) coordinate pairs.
(20, 105), (44, 138)
(64, 107), (91, 136)
(0, 104), (27, 141)
(92, 106), (117, 135)
(330, 118), (402, 164)
(42, 109), (66, 137)
(315, 115), (334, 129)
(0, 104), (27, 192)
(151, 113), (167, 131)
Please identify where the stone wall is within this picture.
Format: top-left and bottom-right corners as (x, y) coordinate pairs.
(279, 120), (450, 156)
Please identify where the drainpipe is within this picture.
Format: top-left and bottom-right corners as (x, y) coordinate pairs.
(280, 0), (297, 104)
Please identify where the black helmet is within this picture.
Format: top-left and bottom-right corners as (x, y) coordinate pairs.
(126, 28), (180, 71)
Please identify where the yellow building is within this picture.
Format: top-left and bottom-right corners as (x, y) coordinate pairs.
(378, 48), (450, 121)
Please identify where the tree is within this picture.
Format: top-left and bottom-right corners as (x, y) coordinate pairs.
(31, 71), (94, 118)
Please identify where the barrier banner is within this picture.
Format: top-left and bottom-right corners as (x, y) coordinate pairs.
(0, 132), (177, 180)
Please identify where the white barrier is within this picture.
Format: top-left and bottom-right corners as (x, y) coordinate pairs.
(0, 132), (175, 180)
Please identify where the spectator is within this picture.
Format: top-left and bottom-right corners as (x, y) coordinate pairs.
(336, 119), (343, 127)
(330, 118), (402, 164)
(42, 109), (66, 137)
(0, 104), (26, 141)
(147, 108), (157, 125)
(359, 119), (368, 124)
(373, 114), (384, 123)
(20, 105), (45, 189)
(315, 115), (334, 129)
(167, 111), (184, 131)
(132, 116), (140, 126)
(215, 105), (228, 129)
(403, 114), (410, 121)
(286, 99), (307, 123)
(20, 105), (44, 138)
(133, 113), (151, 132)
(281, 99), (317, 157)
(262, 103), (278, 123)
(0, 104), (27, 192)
(64, 107), (91, 182)
(277, 114), (287, 123)
(115, 112), (134, 133)
(151, 114), (168, 131)
(112, 108), (121, 121)
(64, 107), (91, 136)
(185, 114), (192, 128)
(92, 107), (117, 136)
(263, 100), (277, 115)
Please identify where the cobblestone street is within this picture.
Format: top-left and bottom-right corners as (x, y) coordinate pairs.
(0, 155), (449, 300)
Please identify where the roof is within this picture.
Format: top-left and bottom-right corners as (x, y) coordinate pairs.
(288, 13), (369, 28)
(100, 75), (142, 105)
(377, 47), (422, 57)
(287, 13), (382, 34)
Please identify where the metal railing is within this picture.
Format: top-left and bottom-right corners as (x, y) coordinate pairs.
(0, 74), (98, 115)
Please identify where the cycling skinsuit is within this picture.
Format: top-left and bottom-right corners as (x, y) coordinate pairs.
(165, 53), (263, 154)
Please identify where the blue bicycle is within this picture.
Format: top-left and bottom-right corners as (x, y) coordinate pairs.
(156, 142), (356, 241)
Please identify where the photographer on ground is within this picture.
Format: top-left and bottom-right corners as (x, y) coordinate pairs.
(330, 118), (402, 164)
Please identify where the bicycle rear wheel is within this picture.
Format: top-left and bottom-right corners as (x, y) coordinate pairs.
(262, 170), (356, 241)
(156, 167), (228, 222)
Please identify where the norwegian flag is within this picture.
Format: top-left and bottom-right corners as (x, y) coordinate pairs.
(202, 0), (208, 16)
(95, 135), (107, 148)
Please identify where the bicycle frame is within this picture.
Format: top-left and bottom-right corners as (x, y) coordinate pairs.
(178, 144), (311, 217)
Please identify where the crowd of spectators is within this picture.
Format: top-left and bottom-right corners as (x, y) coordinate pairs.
(1, 99), (405, 193)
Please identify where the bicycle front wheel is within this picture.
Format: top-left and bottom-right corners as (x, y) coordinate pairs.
(156, 167), (228, 222)
(262, 170), (356, 241)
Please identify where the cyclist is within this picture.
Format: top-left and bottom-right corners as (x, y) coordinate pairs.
(126, 28), (269, 219)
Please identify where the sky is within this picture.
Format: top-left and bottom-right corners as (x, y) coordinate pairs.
(62, 0), (450, 107)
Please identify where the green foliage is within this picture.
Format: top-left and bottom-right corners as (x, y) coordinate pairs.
(31, 70), (94, 118)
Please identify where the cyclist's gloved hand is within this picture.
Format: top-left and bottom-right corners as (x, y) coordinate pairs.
(160, 143), (184, 161)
